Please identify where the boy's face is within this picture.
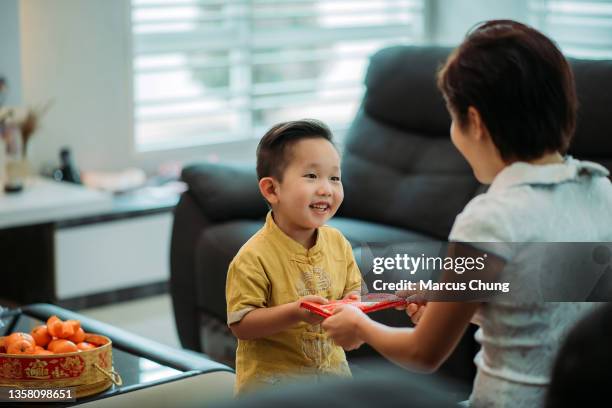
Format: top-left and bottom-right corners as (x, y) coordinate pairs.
(269, 138), (343, 231)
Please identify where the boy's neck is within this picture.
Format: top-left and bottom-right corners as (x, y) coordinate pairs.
(271, 211), (317, 249)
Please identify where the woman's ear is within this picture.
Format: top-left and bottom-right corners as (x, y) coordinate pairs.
(259, 177), (279, 205)
(467, 106), (489, 142)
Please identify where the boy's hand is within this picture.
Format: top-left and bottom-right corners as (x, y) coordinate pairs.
(295, 295), (328, 325)
(342, 292), (360, 301)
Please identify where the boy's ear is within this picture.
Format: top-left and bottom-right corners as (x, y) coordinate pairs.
(258, 177), (279, 205)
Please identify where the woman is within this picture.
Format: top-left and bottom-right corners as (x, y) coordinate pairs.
(322, 20), (612, 407)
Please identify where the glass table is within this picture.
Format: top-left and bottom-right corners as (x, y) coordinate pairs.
(0, 304), (234, 407)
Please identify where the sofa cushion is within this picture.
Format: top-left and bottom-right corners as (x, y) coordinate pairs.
(341, 112), (480, 239)
(195, 220), (264, 321)
(568, 58), (612, 175)
(339, 46), (481, 239)
(362, 45), (453, 136)
(182, 162), (268, 223)
(327, 216), (432, 244)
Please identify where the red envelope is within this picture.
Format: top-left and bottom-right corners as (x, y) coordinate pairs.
(300, 293), (407, 318)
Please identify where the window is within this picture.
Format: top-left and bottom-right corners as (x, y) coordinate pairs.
(529, 0), (612, 59)
(131, 0), (425, 151)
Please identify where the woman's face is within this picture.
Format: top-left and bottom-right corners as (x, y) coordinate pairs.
(449, 107), (506, 184)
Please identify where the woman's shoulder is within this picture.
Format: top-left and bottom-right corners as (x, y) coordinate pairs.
(449, 192), (516, 243)
(591, 174), (612, 200)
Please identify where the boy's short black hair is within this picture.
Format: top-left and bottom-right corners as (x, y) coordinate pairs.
(437, 20), (577, 161)
(256, 119), (333, 181)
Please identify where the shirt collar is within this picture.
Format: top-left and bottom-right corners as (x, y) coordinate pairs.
(489, 156), (610, 193)
(264, 211), (323, 262)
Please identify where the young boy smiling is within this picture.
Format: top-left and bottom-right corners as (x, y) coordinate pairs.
(225, 119), (362, 395)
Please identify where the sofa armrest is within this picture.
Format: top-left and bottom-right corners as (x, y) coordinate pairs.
(181, 162), (268, 222)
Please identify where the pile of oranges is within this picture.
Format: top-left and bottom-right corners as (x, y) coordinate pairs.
(0, 315), (108, 355)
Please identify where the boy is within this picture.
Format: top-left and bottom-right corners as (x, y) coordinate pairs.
(226, 119), (362, 395)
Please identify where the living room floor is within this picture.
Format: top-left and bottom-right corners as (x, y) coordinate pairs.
(81, 294), (181, 349)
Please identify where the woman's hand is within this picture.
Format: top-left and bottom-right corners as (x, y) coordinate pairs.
(405, 303), (426, 324)
(395, 290), (427, 325)
(322, 305), (368, 350)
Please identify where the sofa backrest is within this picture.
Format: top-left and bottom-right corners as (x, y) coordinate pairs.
(567, 58), (612, 173)
(340, 46), (480, 239)
(340, 46), (612, 240)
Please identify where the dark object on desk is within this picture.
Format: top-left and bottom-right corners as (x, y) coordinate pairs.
(4, 183), (23, 193)
(0, 76), (7, 106)
(59, 147), (81, 184)
(3, 120), (25, 193)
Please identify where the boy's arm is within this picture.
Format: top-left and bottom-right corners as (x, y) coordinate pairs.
(342, 236), (363, 299)
(229, 295), (327, 340)
(227, 256), (328, 340)
(230, 295), (328, 340)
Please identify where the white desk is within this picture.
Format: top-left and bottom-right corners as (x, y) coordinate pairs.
(0, 178), (177, 306)
(0, 177), (113, 229)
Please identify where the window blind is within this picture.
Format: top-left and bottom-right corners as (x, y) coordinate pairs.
(131, 0), (425, 150)
(529, 0), (612, 59)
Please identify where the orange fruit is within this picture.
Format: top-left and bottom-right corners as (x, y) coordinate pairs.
(68, 327), (85, 344)
(66, 320), (81, 332)
(47, 316), (64, 337)
(7, 339), (35, 354)
(33, 349), (54, 355)
(0, 336), (6, 353)
(59, 322), (75, 339)
(31, 325), (52, 347)
(76, 341), (96, 351)
(47, 316), (75, 339)
(47, 339), (78, 354)
(84, 333), (108, 346)
(4, 332), (35, 347)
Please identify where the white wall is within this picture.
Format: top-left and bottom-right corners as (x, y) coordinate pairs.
(21, 0), (134, 172)
(0, 0), (23, 105)
(20, 0), (257, 174)
(17, 0), (531, 174)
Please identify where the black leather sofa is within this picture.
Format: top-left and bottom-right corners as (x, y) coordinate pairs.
(170, 45), (612, 389)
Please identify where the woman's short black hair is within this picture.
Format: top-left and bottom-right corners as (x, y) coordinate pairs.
(437, 20), (577, 161)
(256, 119), (333, 181)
